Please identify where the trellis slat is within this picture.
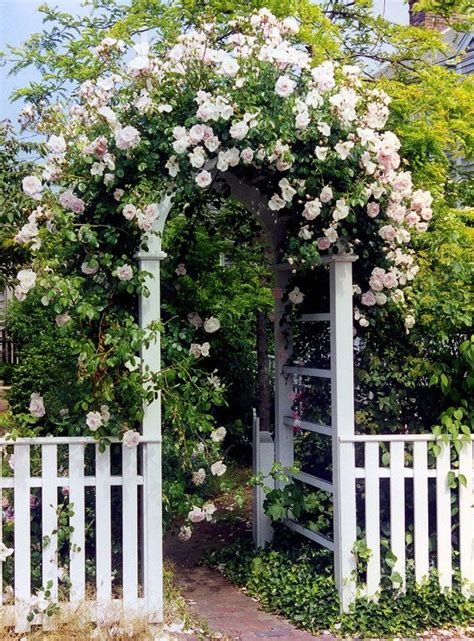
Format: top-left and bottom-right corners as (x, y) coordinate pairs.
(390, 442), (406, 589)
(122, 445), (139, 609)
(413, 441), (429, 583)
(69, 444), (86, 602)
(96, 447), (112, 613)
(459, 440), (473, 597)
(436, 441), (452, 589)
(42, 444), (58, 629)
(14, 444), (31, 633)
(365, 442), (381, 598)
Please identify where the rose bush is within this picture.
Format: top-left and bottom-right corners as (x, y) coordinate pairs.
(7, 8), (438, 531)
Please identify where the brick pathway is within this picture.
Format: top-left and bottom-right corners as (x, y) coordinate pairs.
(165, 521), (330, 641)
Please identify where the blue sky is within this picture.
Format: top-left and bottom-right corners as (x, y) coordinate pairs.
(0, 0), (409, 123)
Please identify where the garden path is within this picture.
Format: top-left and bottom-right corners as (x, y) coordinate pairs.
(165, 520), (332, 641)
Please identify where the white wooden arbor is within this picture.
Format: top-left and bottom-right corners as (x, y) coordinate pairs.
(137, 177), (360, 612)
(1, 177), (471, 633)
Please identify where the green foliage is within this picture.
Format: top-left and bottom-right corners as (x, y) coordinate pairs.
(206, 534), (474, 637)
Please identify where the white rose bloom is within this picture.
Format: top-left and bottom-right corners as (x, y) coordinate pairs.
(211, 427), (226, 443)
(165, 156), (180, 177)
(195, 170), (212, 188)
(220, 56), (239, 77)
(192, 468), (206, 485)
(282, 16), (300, 34)
(269, 194), (285, 211)
(204, 317), (220, 333)
(275, 75), (296, 98)
(324, 227), (338, 244)
(335, 141), (354, 161)
(289, 287), (304, 305)
(188, 147), (206, 169)
(241, 148), (254, 163)
(0, 542), (14, 563)
(320, 186), (333, 203)
(122, 204), (137, 221)
(100, 404), (111, 423)
(405, 315), (416, 330)
(333, 199), (350, 221)
(17, 269), (37, 291)
(47, 135), (67, 154)
(97, 106), (119, 126)
(299, 226), (313, 240)
(279, 178), (296, 202)
(303, 199), (322, 220)
(179, 525), (192, 541)
(29, 393), (45, 418)
(315, 146), (329, 161)
(117, 264), (133, 281)
(229, 120), (249, 140)
(200, 342), (210, 357)
(188, 506), (205, 523)
(175, 263), (187, 276)
(189, 344), (202, 358)
(115, 126), (141, 150)
(123, 430), (141, 448)
(210, 460), (227, 477)
(22, 176), (43, 199)
(86, 411), (103, 431)
(203, 502), (217, 521)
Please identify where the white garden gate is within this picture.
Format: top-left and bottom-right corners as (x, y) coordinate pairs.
(1, 186), (473, 633)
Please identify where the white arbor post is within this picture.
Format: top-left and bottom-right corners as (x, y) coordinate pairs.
(329, 255), (357, 612)
(137, 195), (173, 621)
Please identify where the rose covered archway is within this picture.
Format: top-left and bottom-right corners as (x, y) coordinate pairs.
(11, 7), (434, 619)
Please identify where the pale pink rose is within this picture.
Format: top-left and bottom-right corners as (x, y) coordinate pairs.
(210, 460), (227, 477)
(303, 199), (322, 220)
(188, 506), (205, 523)
(179, 525), (192, 541)
(275, 75), (296, 98)
(320, 186), (333, 203)
(361, 291), (376, 306)
(123, 430), (140, 448)
(189, 124), (206, 144)
(123, 204), (137, 220)
(367, 202), (380, 218)
(317, 237), (331, 251)
(229, 120), (249, 140)
(29, 393), (45, 418)
(117, 264), (133, 281)
(22, 176), (43, 199)
(211, 426), (226, 442)
(379, 225), (397, 242)
(114, 126), (141, 150)
(204, 317), (220, 333)
(289, 287), (304, 305)
(383, 272), (398, 289)
(47, 135), (67, 154)
(192, 469), (206, 486)
(114, 189), (124, 201)
(59, 190), (85, 214)
(195, 170), (212, 188)
(241, 148), (254, 163)
(416, 222), (428, 233)
(86, 411), (103, 431)
(188, 312), (203, 329)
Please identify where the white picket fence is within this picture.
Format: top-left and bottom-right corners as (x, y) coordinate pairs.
(0, 436), (162, 633)
(281, 432), (474, 601)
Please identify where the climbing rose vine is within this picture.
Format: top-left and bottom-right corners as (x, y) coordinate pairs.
(11, 8), (432, 524)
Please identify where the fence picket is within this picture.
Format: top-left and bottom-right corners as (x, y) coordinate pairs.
(69, 444), (85, 603)
(122, 445), (138, 609)
(365, 442), (381, 598)
(14, 444), (31, 633)
(413, 441), (429, 583)
(436, 441), (452, 589)
(96, 447), (112, 613)
(390, 442), (406, 589)
(0, 445), (3, 610)
(42, 444), (58, 629)
(459, 440), (473, 597)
